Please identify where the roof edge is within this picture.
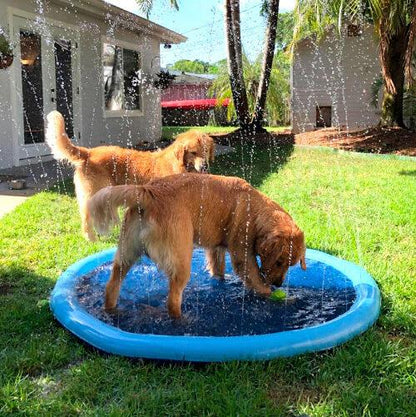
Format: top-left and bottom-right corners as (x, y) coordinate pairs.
(51, 0), (187, 44)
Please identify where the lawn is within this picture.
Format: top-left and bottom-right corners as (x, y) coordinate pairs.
(1, 143), (416, 416)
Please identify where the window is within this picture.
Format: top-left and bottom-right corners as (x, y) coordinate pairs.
(20, 31), (44, 144)
(103, 42), (142, 114)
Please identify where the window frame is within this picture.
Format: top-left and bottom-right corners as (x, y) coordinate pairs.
(102, 37), (143, 118)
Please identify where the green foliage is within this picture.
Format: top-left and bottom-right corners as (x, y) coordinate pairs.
(208, 11), (294, 126)
(275, 11), (295, 51)
(168, 59), (220, 74)
(0, 34), (12, 57)
(153, 69), (176, 90)
(210, 51), (291, 126)
(135, 0), (179, 18)
(292, 0), (415, 44)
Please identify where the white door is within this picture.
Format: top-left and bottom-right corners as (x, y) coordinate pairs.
(12, 15), (80, 164)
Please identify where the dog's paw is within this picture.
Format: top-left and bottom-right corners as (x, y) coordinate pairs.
(104, 303), (118, 313)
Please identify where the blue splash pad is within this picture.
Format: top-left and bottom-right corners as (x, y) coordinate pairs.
(50, 248), (380, 361)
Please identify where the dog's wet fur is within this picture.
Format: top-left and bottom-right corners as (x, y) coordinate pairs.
(46, 111), (215, 240)
(87, 174), (306, 318)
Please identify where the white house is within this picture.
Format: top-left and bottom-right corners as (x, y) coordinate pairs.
(0, 0), (186, 169)
(291, 24), (382, 134)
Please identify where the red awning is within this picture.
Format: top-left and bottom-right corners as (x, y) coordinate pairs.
(161, 98), (230, 110)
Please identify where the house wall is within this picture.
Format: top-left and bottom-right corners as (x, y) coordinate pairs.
(0, 54), (15, 169)
(291, 26), (381, 134)
(0, 0), (162, 169)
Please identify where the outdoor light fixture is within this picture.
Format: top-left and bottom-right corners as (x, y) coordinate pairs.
(163, 43), (172, 49)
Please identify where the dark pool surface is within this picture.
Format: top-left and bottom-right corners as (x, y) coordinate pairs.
(76, 249), (356, 337)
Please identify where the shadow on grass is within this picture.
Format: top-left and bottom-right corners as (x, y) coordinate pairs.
(46, 140), (295, 194)
(211, 138), (295, 188)
(47, 178), (75, 197)
(399, 170), (416, 176)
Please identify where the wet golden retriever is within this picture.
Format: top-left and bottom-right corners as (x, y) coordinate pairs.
(87, 173), (307, 318)
(46, 111), (215, 240)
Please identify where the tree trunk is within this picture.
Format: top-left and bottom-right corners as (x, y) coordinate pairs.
(379, 17), (410, 127)
(224, 0), (250, 131)
(251, 0), (280, 132)
(405, 0), (416, 84)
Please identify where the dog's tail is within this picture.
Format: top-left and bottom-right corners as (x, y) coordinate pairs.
(87, 185), (152, 236)
(46, 111), (89, 164)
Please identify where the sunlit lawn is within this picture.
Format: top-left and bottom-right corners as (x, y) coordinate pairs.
(1, 143), (415, 416)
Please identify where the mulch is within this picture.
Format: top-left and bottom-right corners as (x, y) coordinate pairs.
(294, 127), (416, 157)
(210, 126), (416, 157)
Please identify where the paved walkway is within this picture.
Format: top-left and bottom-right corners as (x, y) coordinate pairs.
(0, 160), (73, 219)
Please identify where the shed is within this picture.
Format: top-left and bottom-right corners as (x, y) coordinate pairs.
(291, 24), (381, 134)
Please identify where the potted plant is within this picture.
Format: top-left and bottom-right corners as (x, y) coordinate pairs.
(153, 70), (176, 90)
(0, 34), (13, 69)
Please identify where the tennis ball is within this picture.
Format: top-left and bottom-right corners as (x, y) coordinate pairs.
(270, 289), (286, 301)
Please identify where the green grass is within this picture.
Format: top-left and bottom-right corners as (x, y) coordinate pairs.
(1, 145), (416, 416)
(162, 125), (289, 140)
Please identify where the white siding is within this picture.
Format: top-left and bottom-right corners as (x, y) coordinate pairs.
(0, 0), (164, 169)
(291, 26), (381, 134)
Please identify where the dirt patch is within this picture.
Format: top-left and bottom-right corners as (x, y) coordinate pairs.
(294, 127), (416, 156)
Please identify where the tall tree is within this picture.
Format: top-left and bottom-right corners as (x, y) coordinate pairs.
(210, 51), (291, 126)
(251, 0), (280, 131)
(138, 0), (283, 133)
(224, 0), (251, 130)
(292, 0), (416, 128)
(224, 0), (282, 133)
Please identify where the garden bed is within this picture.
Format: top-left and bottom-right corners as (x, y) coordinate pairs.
(294, 126), (416, 156)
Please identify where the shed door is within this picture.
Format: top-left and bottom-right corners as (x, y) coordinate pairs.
(13, 16), (80, 164)
(316, 106), (332, 128)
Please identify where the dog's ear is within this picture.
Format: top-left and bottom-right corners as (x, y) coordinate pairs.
(174, 143), (186, 163)
(201, 134), (215, 163)
(256, 232), (285, 260)
(208, 138), (215, 163)
(300, 255), (307, 270)
(291, 228), (307, 270)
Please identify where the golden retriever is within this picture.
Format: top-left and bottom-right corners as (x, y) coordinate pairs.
(87, 173), (307, 318)
(45, 111), (215, 241)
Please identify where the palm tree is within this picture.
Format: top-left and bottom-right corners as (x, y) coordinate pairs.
(251, 0), (280, 131)
(210, 52), (290, 126)
(224, 0), (251, 130)
(292, 0), (416, 128)
(137, 0), (283, 133)
(136, 0), (179, 18)
(224, 0), (281, 133)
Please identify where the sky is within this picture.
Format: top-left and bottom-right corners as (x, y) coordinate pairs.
(107, 0), (295, 67)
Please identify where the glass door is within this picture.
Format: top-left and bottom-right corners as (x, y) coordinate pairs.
(13, 16), (80, 164)
(54, 38), (74, 138)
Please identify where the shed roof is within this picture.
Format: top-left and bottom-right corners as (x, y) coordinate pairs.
(168, 71), (217, 85)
